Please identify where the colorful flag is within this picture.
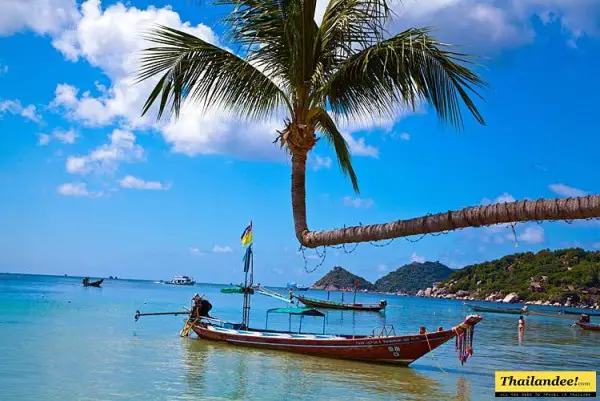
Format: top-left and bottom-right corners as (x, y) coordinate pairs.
(241, 221), (253, 247)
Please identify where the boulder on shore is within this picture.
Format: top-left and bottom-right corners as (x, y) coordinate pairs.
(502, 292), (520, 303)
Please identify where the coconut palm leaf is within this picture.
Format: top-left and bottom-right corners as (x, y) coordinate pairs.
(138, 24), (291, 120)
(313, 108), (359, 193)
(321, 28), (487, 129)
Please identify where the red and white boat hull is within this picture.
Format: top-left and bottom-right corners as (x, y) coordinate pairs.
(192, 315), (482, 365)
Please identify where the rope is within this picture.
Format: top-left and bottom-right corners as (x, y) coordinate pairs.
(424, 331), (447, 374)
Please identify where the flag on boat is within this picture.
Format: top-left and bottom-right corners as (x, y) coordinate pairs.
(241, 221), (253, 247)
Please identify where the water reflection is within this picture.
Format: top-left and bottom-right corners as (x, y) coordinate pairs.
(180, 339), (457, 400)
(455, 376), (471, 401)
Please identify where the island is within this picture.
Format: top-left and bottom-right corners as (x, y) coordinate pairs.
(416, 248), (600, 308)
(375, 261), (453, 295)
(312, 266), (375, 291)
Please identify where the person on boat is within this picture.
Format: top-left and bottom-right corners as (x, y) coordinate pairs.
(82, 277), (89, 286)
(191, 294), (213, 319)
(518, 316), (525, 332)
(419, 326), (427, 335)
(579, 314), (590, 324)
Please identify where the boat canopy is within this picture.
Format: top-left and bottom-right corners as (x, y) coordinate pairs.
(267, 307), (324, 317)
(265, 307), (326, 333)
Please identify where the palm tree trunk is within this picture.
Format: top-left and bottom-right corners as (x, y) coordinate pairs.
(296, 195), (600, 248)
(291, 152), (310, 243)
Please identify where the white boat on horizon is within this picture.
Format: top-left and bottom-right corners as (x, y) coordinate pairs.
(287, 282), (310, 291)
(163, 275), (196, 286)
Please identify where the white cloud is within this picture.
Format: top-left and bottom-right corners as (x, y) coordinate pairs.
(397, 132), (411, 141)
(385, 0), (600, 51)
(213, 245), (233, 253)
(311, 155), (332, 171)
(343, 196), (375, 208)
(65, 129), (144, 175)
(0, 100), (41, 123)
(44, 1), (382, 162)
(343, 133), (379, 158)
(549, 183), (588, 198)
(38, 134), (51, 146)
(517, 225), (545, 244)
(0, 64), (7, 74)
(189, 247), (205, 256)
(0, 0), (80, 36)
(481, 192), (516, 205)
(410, 252), (426, 263)
(53, 128), (79, 144)
(378, 263), (389, 273)
(56, 182), (101, 198)
(119, 175), (170, 190)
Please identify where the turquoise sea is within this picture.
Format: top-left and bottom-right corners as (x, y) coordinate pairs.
(1, 273), (598, 400)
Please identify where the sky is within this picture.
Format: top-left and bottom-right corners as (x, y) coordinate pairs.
(1, 0), (599, 285)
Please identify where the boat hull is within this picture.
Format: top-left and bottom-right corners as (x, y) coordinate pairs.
(562, 310), (600, 317)
(83, 279), (103, 287)
(576, 322), (600, 331)
(192, 315), (482, 365)
(296, 295), (385, 311)
(467, 303), (525, 315)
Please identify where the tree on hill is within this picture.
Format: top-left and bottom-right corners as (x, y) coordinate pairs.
(441, 248), (600, 304)
(375, 261), (453, 294)
(313, 266), (375, 290)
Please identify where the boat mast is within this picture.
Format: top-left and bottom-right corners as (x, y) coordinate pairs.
(241, 244), (254, 329)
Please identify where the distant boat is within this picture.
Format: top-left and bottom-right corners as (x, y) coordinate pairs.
(165, 275), (196, 286)
(561, 309), (600, 317)
(82, 277), (103, 287)
(465, 303), (527, 315)
(287, 282), (310, 291)
(295, 294), (387, 311)
(576, 322), (600, 331)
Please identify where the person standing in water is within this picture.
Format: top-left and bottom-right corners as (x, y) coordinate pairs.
(518, 315), (525, 332)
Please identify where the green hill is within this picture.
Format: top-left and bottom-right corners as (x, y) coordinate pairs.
(312, 266), (375, 291)
(374, 261), (453, 294)
(439, 248), (600, 305)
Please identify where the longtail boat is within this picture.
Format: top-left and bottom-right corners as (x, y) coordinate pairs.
(136, 223), (483, 367)
(221, 285), (254, 294)
(295, 295), (387, 312)
(576, 322), (600, 331)
(561, 309), (600, 317)
(82, 278), (103, 287)
(191, 312), (482, 365)
(465, 303), (527, 315)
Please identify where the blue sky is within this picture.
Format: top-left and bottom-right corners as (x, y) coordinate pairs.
(1, 0), (599, 285)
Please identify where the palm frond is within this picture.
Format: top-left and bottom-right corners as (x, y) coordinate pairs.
(137, 24), (291, 120)
(313, 108), (359, 193)
(319, 0), (390, 59)
(320, 28), (487, 129)
(216, 0), (320, 102)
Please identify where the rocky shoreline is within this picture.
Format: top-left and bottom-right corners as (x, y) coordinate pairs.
(415, 282), (600, 310)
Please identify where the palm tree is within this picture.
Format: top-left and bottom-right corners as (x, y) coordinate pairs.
(138, 0), (600, 248)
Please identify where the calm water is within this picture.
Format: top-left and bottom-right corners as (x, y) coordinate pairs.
(1, 274), (598, 400)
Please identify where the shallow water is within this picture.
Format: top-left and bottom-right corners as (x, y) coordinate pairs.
(1, 274), (598, 400)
